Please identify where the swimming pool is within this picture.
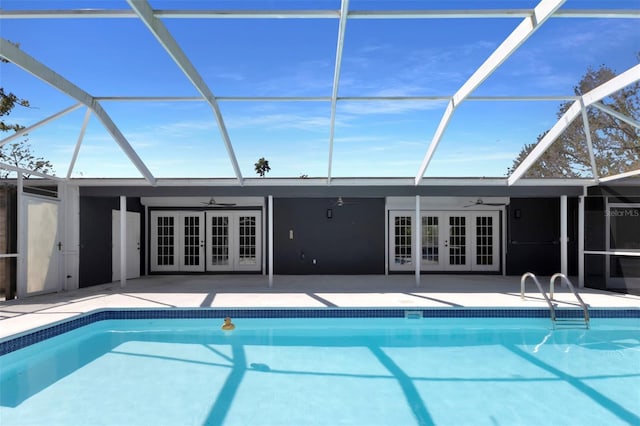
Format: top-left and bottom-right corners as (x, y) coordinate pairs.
(1, 308), (639, 425)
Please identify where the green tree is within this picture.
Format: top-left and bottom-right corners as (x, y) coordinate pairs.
(0, 140), (55, 178)
(254, 157), (271, 177)
(0, 87), (29, 132)
(508, 64), (640, 177)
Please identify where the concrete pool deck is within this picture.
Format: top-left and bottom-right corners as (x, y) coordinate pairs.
(1, 274), (639, 339)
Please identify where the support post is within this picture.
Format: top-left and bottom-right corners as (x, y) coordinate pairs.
(58, 182), (66, 291)
(120, 196), (127, 288)
(16, 172), (24, 298)
(578, 195), (585, 288)
(144, 205), (149, 276)
(268, 195), (274, 288)
(502, 206), (507, 276)
(415, 195), (421, 287)
(560, 195), (568, 280)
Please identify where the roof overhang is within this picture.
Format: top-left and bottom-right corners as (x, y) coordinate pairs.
(73, 177), (589, 198)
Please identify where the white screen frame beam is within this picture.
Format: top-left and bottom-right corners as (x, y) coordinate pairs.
(327, 0), (350, 184)
(127, 0), (244, 184)
(0, 38), (156, 185)
(0, 103), (82, 148)
(508, 63), (640, 185)
(414, 0), (566, 185)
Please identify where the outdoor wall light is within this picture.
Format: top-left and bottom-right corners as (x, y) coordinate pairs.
(326, 208), (333, 219)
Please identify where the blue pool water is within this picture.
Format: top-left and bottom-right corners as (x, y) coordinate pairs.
(1, 314), (639, 425)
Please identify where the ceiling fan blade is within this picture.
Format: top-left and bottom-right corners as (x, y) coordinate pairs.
(201, 198), (236, 207)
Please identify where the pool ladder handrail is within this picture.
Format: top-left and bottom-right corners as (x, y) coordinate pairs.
(520, 272), (556, 322)
(549, 273), (590, 328)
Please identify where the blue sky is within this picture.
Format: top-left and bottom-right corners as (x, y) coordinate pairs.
(0, 0), (639, 179)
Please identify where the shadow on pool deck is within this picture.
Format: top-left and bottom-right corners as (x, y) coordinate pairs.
(0, 274), (638, 339)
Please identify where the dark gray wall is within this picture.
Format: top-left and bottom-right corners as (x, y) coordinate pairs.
(506, 197), (578, 276)
(584, 196), (640, 293)
(1, 186), (17, 299)
(584, 197), (606, 289)
(79, 197), (144, 288)
(274, 198), (385, 274)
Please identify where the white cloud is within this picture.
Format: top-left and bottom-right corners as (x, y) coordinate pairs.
(226, 112), (332, 131)
(338, 100), (446, 116)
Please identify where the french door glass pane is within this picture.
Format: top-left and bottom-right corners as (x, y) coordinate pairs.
(183, 215), (201, 266)
(476, 216), (493, 265)
(210, 217), (229, 266)
(449, 216), (466, 265)
(394, 216), (412, 265)
(238, 216), (257, 265)
(422, 216), (438, 264)
(156, 216), (174, 266)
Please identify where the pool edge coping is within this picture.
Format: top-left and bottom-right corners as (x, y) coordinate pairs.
(2, 306), (639, 356)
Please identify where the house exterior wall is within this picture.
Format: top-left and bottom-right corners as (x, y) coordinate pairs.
(79, 196), (144, 288)
(273, 198), (385, 274)
(506, 197), (579, 276)
(74, 184), (640, 290)
(0, 186), (7, 293)
(584, 193), (640, 294)
(0, 186), (16, 298)
(76, 194), (582, 284)
(585, 196), (607, 289)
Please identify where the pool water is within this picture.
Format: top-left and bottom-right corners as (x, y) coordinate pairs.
(1, 317), (639, 425)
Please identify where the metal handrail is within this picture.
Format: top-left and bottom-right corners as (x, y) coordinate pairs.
(550, 273), (590, 325)
(520, 272), (556, 321)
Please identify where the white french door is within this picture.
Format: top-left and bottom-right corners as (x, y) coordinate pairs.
(390, 211), (500, 272)
(150, 211), (205, 272)
(22, 195), (61, 297)
(206, 211), (261, 272)
(112, 210), (141, 280)
(471, 213), (500, 272)
(389, 213), (415, 271)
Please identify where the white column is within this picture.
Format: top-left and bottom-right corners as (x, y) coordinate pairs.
(120, 196), (127, 288)
(415, 195), (421, 287)
(16, 172), (25, 298)
(384, 200), (389, 276)
(268, 195), (274, 288)
(502, 206), (507, 276)
(560, 195), (568, 279)
(578, 195), (585, 287)
(604, 197), (610, 287)
(144, 205), (149, 276)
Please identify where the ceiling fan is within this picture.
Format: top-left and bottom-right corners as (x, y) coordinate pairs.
(200, 197), (236, 207)
(463, 198), (508, 208)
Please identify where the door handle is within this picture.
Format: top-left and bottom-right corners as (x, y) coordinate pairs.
(444, 240), (448, 247)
